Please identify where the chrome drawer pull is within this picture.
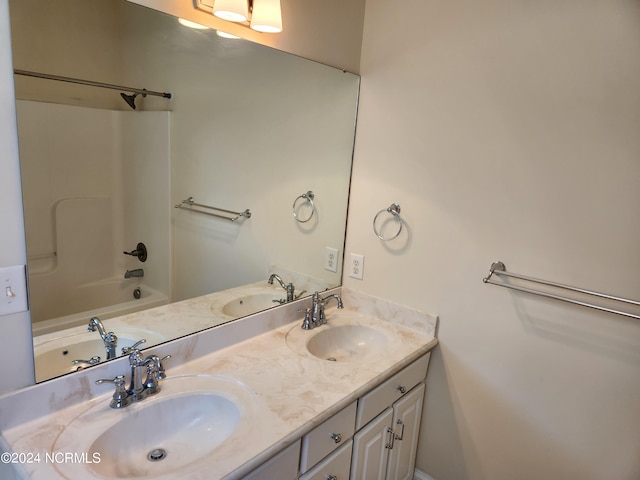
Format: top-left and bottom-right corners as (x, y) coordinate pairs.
(326, 475), (338, 480)
(397, 385), (406, 394)
(394, 419), (405, 441)
(330, 433), (342, 443)
(385, 426), (395, 449)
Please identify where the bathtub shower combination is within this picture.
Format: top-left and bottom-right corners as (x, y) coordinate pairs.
(16, 101), (172, 381)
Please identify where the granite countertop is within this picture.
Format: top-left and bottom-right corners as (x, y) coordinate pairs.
(1, 289), (438, 479)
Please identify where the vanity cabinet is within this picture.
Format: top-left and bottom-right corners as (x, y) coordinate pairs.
(300, 401), (357, 473)
(242, 440), (301, 480)
(299, 440), (353, 480)
(351, 383), (425, 480)
(243, 352), (431, 480)
(350, 352), (430, 479)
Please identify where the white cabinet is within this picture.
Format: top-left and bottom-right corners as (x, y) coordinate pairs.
(351, 383), (425, 480)
(300, 401), (357, 473)
(248, 352), (431, 480)
(350, 408), (392, 480)
(242, 440), (301, 480)
(385, 383), (426, 480)
(299, 440), (353, 480)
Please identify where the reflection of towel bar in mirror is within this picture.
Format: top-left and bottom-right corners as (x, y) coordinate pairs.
(174, 197), (252, 222)
(483, 261), (640, 321)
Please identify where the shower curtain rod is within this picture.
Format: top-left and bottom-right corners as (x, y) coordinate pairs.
(13, 69), (172, 99)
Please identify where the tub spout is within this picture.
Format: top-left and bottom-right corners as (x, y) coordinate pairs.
(125, 268), (144, 279)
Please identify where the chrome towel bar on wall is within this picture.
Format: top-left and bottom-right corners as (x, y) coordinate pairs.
(483, 261), (640, 321)
(174, 197), (251, 222)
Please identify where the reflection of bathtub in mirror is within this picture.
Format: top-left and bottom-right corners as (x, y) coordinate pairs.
(31, 281), (168, 337)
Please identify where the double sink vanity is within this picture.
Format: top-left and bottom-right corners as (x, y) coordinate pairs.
(0, 288), (437, 479)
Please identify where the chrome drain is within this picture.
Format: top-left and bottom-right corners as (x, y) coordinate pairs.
(147, 448), (167, 462)
(327, 357), (337, 362)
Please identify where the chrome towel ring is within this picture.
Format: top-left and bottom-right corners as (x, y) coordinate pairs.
(293, 191), (316, 223)
(373, 203), (403, 240)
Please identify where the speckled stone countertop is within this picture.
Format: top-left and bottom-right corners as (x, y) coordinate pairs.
(0, 288), (437, 479)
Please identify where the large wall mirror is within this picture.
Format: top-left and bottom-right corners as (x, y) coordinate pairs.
(9, 0), (358, 383)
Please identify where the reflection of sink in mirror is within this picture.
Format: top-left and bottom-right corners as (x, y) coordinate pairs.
(33, 329), (166, 382)
(209, 284), (296, 319)
(285, 312), (390, 362)
(53, 375), (256, 480)
(221, 293), (286, 317)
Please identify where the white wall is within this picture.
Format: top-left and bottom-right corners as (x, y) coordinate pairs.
(0, 0), (34, 393)
(345, 0), (640, 479)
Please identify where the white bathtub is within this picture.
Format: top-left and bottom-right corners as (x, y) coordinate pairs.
(31, 279), (169, 337)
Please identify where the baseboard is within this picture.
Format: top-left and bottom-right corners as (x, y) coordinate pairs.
(414, 469), (436, 480)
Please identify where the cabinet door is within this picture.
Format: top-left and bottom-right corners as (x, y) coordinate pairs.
(386, 383), (426, 480)
(350, 407), (393, 480)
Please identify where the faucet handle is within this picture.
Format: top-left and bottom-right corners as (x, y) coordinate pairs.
(300, 308), (313, 330)
(122, 338), (147, 355)
(96, 375), (132, 409)
(72, 355), (101, 366)
(156, 355), (171, 380)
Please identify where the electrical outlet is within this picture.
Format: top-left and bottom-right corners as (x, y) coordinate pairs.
(324, 247), (339, 273)
(349, 253), (364, 280)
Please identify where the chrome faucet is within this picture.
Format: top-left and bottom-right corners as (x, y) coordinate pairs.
(302, 291), (344, 329)
(124, 268), (144, 279)
(268, 274), (296, 302)
(87, 317), (118, 360)
(96, 349), (171, 408)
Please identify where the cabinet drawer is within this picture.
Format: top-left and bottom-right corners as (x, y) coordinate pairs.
(299, 440), (352, 480)
(356, 352), (430, 429)
(300, 401), (357, 473)
(242, 440), (300, 480)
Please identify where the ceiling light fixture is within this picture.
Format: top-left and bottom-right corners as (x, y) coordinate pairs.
(194, 0), (283, 34)
(250, 0), (283, 33)
(213, 0), (249, 22)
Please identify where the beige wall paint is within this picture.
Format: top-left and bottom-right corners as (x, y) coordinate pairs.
(346, 0), (640, 478)
(129, 0), (365, 73)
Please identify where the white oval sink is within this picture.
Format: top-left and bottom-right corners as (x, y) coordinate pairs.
(306, 324), (388, 362)
(53, 375), (256, 480)
(286, 312), (390, 362)
(33, 329), (167, 382)
(221, 293), (285, 317)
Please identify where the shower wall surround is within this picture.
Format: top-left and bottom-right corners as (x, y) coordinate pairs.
(16, 101), (171, 326)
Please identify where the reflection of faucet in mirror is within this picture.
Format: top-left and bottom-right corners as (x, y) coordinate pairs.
(268, 274), (296, 302)
(124, 268), (144, 279)
(71, 355), (101, 369)
(87, 317), (118, 360)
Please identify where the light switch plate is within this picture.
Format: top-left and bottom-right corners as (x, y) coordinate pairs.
(0, 265), (29, 316)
